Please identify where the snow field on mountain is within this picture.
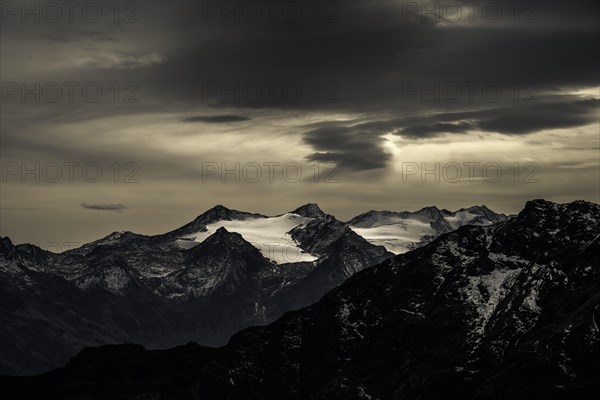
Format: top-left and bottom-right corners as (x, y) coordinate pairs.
(177, 213), (318, 264)
(349, 217), (435, 254)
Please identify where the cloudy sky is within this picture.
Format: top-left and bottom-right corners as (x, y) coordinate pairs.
(1, 0), (598, 248)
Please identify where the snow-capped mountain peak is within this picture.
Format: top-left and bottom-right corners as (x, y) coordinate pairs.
(172, 205), (267, 237)
(176, 212), (318, 264)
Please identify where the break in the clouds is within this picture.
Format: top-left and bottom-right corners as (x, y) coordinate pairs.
(72, 52), (168, 69)
(0, 1), (598, 245)
(80, 203), (127, 213)
(182, 115), (251, 124)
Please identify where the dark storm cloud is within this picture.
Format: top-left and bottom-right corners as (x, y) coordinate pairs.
(303, 125), (391, 171)
(475, 99), (599, 135)
(3, 1), (598, 117)
(127, 1), (599, 112)
(401, 122), (476, 138)
(398, 99), (599, 138)
(306, 98), (597, 136)
(300, 98), (598, 169)
(80, 203), (127, 212)
(2, 1), (598, 106)
(181, 115), (251, 123)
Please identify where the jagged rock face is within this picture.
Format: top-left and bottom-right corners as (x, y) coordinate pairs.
(0, 205), (393, 375)
(290, 214), (349, 255)
(159, 229), (272, 298)
(291, 203), (327, 219)
(3, 200), (596, 400)
(276, 221), (391, 314)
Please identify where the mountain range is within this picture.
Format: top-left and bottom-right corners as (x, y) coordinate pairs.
(348, 204), (508, 253)
(1, 199), (598, 399)
(0, 202), (511, 376)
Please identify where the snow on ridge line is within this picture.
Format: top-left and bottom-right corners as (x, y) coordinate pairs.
(349, 208), (503, 254)
(350, 217), (435, 254)
(176, 213), (318, 264)
(444, 211), (479, 230)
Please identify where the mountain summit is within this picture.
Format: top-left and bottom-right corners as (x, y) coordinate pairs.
(291, 203), (327, 218)
(169, 205), (266, 237)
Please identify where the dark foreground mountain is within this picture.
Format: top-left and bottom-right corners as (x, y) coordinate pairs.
(2, 199), (598, 399)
